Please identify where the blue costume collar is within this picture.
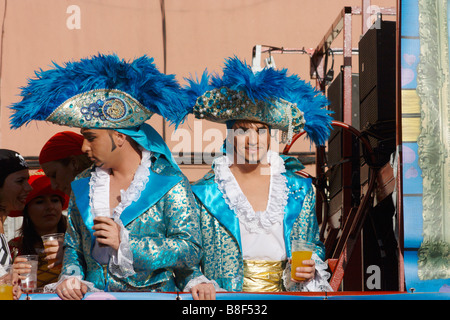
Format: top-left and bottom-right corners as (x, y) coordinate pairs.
(116, 123), (179, 171)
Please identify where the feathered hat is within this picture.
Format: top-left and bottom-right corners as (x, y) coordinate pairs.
(184, 56), (332, 145)
(10, 53), (188, 129)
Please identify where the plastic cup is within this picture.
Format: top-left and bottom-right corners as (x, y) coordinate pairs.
(291, 240), (315, 281)
(92, 207), (112, 218)
(0, 265), (13, 300)
(41, 233), (65, 269)
(41, 232), (65, 244)
(17, 255), (38, 293)
(92, 208), (113, 247)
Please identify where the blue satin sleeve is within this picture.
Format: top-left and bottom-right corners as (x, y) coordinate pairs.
(62, 193), (105, 289)
(62, 194), (86, 277)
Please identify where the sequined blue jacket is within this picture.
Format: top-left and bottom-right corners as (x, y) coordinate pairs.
(62, 155), (202, 292)
(190, 155), (325, 292)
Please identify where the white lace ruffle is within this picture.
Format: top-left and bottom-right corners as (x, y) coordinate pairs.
(282, 253), (333, 292)
(43, 274), (101, 294)
(213, 151), (289, 234)
(183, 275), (226, 293)
(88, 148), (152, 278)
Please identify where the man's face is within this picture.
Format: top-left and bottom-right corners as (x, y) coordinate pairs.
(80, 128), (117, 168)
(231, 120), (270, 164)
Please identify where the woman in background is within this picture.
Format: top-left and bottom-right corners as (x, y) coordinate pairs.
(9, 170), (69, 289)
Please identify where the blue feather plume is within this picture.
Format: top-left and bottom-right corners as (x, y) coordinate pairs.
(10, 53), (188, 129)
(183, 69), (213, 108)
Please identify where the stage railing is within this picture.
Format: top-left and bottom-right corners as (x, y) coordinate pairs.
(19, 291), (449, 301)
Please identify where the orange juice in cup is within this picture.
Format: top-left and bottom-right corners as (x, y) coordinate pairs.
(0, 284), (13, 300)
(0, 265), (13, 300)
(291, 240), (315, 281)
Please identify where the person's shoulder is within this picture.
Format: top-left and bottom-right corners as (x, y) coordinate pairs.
(279, 155), (313, 187)
(151, 154), (184, 179)
(279, 154), (306, 173)
(74, 165), (94, 180)
(191, 170), (215, 187)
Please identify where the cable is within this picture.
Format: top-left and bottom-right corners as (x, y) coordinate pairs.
(255, 45), (337, 89)
(324, 48), (335, 85)
(159, 0), (167, 141)
(159, 0), (167, 74)
(0, 0), (7, 139)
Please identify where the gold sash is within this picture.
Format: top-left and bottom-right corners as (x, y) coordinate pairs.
(243, 260), (286, 292)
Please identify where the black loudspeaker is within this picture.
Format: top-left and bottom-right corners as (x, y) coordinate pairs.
(327, 72), (361, 216)
(359, 20), (396, 167)
(362, 195), (399, 291)
(359, 19), (399, 291)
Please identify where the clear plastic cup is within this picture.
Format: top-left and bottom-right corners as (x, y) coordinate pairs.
(291, 240), (315, 281)
(17, 255), (38, 293)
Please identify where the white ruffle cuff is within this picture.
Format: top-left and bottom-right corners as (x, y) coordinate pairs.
(282, 253), (333, 292)
(43, 274), (101, 293)
(183, 275), (227, 293)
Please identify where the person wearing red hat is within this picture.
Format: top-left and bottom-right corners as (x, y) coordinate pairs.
(39, 131), (93, 196)
(9, 170), (69, 291)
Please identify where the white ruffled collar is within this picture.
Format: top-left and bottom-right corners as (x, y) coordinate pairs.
(89, 148), (152, 218)
(213, 150), (289, 234)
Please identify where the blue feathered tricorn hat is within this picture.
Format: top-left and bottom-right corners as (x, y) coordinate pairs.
(183, 56), (333, 145)
(10, 54), (188, 129)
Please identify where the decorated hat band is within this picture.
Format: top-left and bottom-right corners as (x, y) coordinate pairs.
(46, 89), (153, 129)
(193, 87), (306, 142)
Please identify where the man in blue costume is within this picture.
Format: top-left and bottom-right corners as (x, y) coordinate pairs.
(10, 54), (202, 299)
(183, 57), (334, 299)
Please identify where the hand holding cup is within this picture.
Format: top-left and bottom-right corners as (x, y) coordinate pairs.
(14, 255), (38, 294)
(92, 208), (121, 250)
(290, 240), (316, 282)
(41, 233), (65, 270)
